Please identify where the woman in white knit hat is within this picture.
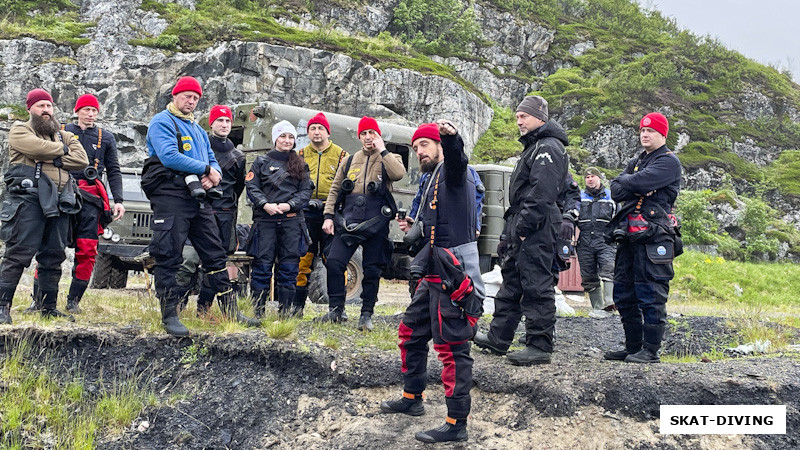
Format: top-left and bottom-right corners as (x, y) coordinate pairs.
(244, 120), (313, 318)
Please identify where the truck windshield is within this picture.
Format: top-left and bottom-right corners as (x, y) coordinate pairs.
(107, 173), (149, 202)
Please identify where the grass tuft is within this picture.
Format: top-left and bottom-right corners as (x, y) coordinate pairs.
(0, 339), (154, 448)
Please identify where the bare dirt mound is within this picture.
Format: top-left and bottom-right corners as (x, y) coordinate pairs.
(1, 314), (798, 449)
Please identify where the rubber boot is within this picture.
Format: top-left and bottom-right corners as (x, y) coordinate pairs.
(230, 279), (243, 296)
(0, 285), (15, 325)
(588, 287), (613, 318)
(161, 291), (189, 337)
(507, 345), (551, 365)
(40, 289), (74, 322)
(251, 288), (270, 318)
(380, 392), (425, 416)
(175, 283), (193, 313)
(23, 278), (42, 314)
(196, 287), (215, 317)
(625, 323), (664, 363)
(473, 331), (507, 355)
(604, 323), (643, 360)
(219, 290), (261, 327)
(66, 278), (89, 313)
(587, 287), (604, 310)
(415, 418), (468, 443)
(357, 311), (373, 332)
(314, 306), (345, 323)
(291, 285), (308, 318)
(602, 280), (616, 310)
(276, 286), (294, 319)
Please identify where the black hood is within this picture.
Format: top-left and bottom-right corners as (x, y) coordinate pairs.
(519, 120), (569, 148)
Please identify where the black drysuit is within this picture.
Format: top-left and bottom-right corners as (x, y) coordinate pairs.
(484, 121), (569, 353)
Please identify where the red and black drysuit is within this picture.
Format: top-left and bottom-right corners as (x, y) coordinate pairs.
(65, 124), (118, 301)
(398, 133), (482, 421)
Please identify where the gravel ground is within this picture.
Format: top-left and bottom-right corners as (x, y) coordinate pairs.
(0, 281), (798, 449)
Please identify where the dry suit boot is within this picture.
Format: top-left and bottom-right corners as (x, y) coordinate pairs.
(415, 418), (468, 443)
(314, 306), (346, 323)
(0, 286), (15, 325)
(380, 392), (425, 416)
(161, 293), (189, 337)
(357, 311), (373, 332)
(251, 288), (269, 318)
(473, 331), (507, 355)
(196, 287), (215, 317)
(625, 323), (664, 363)
(66, 278), (89, 313)
(290, 285), (307, 318)
(220, 291), (261, 327)
(507, 345), (551, 365)
(604, 323), (643, 361)
(40, 290), (74, 322)
(23, 279), (42, 314)
(276, 286), (294, 319)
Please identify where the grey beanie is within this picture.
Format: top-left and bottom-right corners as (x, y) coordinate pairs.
(516, 95), (549, 122)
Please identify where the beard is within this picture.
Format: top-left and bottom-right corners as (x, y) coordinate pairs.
(420, 157), (440, 173)
(31, 112), (59, 137)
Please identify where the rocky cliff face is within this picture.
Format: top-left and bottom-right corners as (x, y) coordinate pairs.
(0, 0), (491, 164)
(3, 0), (800, 250)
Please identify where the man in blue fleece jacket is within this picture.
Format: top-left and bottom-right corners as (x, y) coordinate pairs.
(144, 76), (259, 337)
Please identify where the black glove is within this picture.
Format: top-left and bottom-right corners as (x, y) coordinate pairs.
(308, 199), (324, 211)
(497, 239), (508, 259)
(560, 218), (575, 242)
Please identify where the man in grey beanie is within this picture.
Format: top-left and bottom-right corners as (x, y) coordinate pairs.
(473, 95), (570, 365)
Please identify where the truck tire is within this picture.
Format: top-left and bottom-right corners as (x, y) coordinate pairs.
(109, 265), (128, 289)
(308, 248), (364, 304)
(90, 253), (113, 289)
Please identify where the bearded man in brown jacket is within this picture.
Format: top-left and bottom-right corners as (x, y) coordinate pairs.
(0, 88), (88, 324)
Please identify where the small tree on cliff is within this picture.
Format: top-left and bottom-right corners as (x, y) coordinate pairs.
(390, 0), (482, 56)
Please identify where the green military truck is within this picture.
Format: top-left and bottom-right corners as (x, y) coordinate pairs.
(226, 102), (511, 303)
(91, 168), (152, 289)
(92, 102), (511, 301)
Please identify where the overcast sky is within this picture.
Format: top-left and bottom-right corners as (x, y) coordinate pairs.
(639, 0), (800, 82)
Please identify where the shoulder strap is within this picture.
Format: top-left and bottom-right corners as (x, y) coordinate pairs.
(168, 116), (184, 154)
(342, 154), (353, 178)
(97, 127), (102, 149)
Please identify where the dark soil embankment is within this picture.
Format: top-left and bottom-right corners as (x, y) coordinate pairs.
(0, 315), (798, 449)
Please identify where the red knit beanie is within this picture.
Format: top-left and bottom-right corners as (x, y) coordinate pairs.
(307, 112), (330, 134)
(209, 105), (232, 126)
(357, 116), (381, 136)
(74, 94), (100, 112)
(412, 123), (441, 145)
(640, 112), (669, 137)
(172, 76), (203, 97)
(26, 88), (53, 110)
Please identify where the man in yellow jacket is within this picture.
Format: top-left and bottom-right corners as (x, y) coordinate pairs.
(0, 88), (88, 324)
(292, 112), (349, 317)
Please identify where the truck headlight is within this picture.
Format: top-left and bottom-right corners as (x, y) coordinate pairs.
(111, 234), (120, 243)
(102, 228), (113, 239)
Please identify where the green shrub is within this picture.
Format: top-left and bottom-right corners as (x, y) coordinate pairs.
(390, 0), (481, 56)
(675, 190), (718, 245)
(472, 105), (520, 163)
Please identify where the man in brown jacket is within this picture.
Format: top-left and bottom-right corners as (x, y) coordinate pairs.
(317, 116), (406, 329)
(0, 88), (88, 324)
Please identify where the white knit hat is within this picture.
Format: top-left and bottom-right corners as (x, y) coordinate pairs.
(271, 120), (297, 146)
